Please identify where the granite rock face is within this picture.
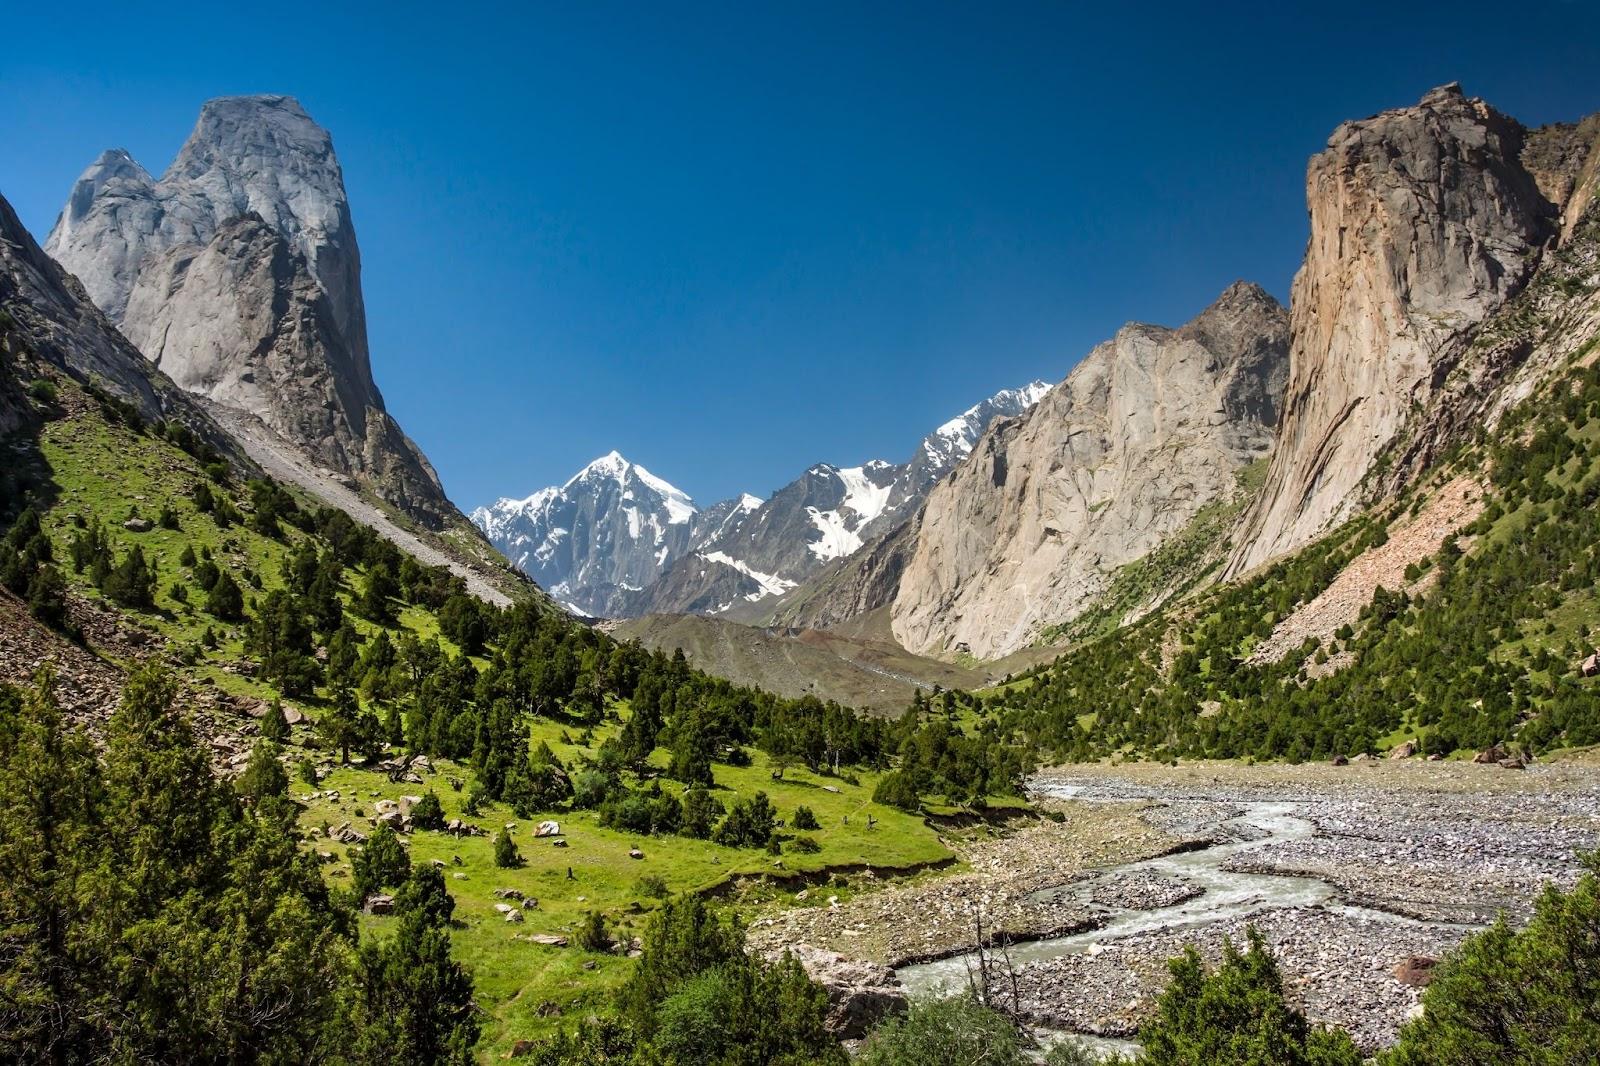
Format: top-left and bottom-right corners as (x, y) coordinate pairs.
(45, 95), (454, 526)
(1227, 84), (1560, 575)
(890, 282), (1289, 659)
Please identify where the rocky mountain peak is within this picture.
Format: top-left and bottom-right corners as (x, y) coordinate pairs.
(1226, 83), (1560, 575)
(43, 96), (459, 528)
(889, 283), (1290, 659)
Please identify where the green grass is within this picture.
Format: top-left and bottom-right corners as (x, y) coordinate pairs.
(300, 720), (953, 1056)
(32, 394), (463, 710)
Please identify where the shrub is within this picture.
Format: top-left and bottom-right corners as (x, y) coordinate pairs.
(575, 910), (610, 953)
(1383, 853), (1600, 1065)
(1138, 927), (1360, 1066)
(789, 835), (822, 854)
(492, 830), (523, 869)
(872, 770), (921, 812)
(858, 993), (1026, 1066)
(792, 805), (820, 830)
(410, 791), (444, 830)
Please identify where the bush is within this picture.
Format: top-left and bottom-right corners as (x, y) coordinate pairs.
(635, 873), (670, 899)
(789, 835), (822, 854)
(492, 830), (523, 869)
(575, 910), (610, 953)
(28, 378), (57, 404)
(1383, 853), (1600, 1064)
(352, 824), (412, 900)
(410, 791), (444, 830)
(858, 993), (1026, 1066)
(792, 805), (820, 830)
(1139, 927), (1360, 1066)
(872, 770), (921, 812)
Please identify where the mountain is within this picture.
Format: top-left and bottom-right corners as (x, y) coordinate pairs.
(43, 95), (457, 529)
(474, 381), (1048, 617)
(471, 451), (703, 615)
(1227, 83), (1596, 575)
(887, 282), (1289, 659)
(618, 382), (1051, 618)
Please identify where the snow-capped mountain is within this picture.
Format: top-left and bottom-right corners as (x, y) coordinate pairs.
(471, 451), (703, 616)
(624, 380), (1051, 617)
(476, 381), (1051, 618)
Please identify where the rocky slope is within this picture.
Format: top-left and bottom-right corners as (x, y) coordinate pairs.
(889, 282), (1289, 659)
(1226, 84), (1575, 575)
(44, 95), (457, 528)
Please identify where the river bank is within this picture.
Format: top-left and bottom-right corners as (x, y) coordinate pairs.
(755, 757), (1600, 1054)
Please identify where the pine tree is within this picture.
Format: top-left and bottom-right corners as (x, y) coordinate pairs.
(493, 830), (523, 869)
(204, 569), (244, 620)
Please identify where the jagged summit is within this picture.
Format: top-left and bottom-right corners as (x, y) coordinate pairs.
(44, 95), (459, 528)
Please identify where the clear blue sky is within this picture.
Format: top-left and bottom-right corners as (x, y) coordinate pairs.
(2, 2), (1596, 509)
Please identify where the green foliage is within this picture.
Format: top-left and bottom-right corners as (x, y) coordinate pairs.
(873, 769), (921, 812)
(1137, 927), (1361, 1066)
(353, 823), (412, 900)
(857, 993), (1027, 1066)
(575, 909), (610, 952)
(203, 568), (244, 620)
(493, 829), (523, 869)
(410, 790), (445, 830)
(713, 790), (777, 849)
(0, 666), (467, 1063)
(1381, 854), (1600, 1065)
(235, 739), (289, 806)
(607, 894), (844, 1065)
(792, 804), (820, 830)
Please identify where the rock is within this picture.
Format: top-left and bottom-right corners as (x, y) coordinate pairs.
(890, 282), (1289, 658)
(1330, 754), (1348, 767)
(552, 838), (569, 848)
(45, 96), (457, 527)
(1473, 744), (1508, 764)
(1498, 755), (1528, 770)
(1228, 85), (1558, 574)
(504, 908), (524, 923)
(493, 888), (526, 902)
(121, 517), (152, 532)
(629, 848), (644, 860)
(1580, 652), (1598, 678)
(524, 934), (568, 947)
(783, 945), (908, 1039)
(1393, 955), (1439, 987)
(534, 820), (562, 838)
(362, 894), (394, 916)
(1389, 740), (1419, 760)
(506, 1039), (536, 1059)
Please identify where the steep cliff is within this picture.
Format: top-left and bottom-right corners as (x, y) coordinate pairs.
(889, 282), (1289, 659)
(44, 95), (456, 527)
(1226, 84), (1565, 575)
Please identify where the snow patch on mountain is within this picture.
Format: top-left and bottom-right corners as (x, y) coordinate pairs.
(700, 551), (797, 601)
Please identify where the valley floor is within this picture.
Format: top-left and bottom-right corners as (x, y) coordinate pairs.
(753, 756), (1600, 1054)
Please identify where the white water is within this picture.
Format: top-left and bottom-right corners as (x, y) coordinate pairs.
(895, 786), (1467, 1058)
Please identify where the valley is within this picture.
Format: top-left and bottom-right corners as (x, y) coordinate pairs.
(2, 60), (1599, 1066)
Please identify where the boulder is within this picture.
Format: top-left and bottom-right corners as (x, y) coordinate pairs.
(1473, 744), (1507, 764)
(629, 848), (644, 860)
(363, 894), (394, 916)
(524, 934), (569, 947)
(121, 517), (152, 533)
(1329, 754), (1348, 766)
(534, 820), (562, 837)
(1388, 740), (1419, 760)
(1394, 955), (1438, 987)
(782, 945), (907, 1039)
(504, 908), (524, 923)
(1580, 652), (1598, 678)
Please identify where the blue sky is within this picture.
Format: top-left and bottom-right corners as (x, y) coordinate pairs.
(2, 2), (1596, 509)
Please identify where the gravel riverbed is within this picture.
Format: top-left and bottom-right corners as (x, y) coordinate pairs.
(756, 757), (1600, 1054)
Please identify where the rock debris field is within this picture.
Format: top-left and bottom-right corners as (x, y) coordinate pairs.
(760, 757), (1600, 1055)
